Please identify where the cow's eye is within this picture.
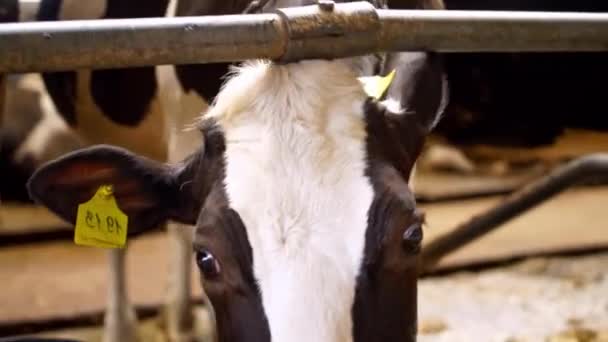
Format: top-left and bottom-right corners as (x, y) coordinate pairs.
(402, 223), (423, 254)
(196, 250), (221, 278)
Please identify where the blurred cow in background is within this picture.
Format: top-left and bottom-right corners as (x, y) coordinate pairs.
(1, 73), (83, 203)
(422, 0), (608, 175)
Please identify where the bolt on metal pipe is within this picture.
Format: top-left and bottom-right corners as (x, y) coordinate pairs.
(1, 2), (608, 73)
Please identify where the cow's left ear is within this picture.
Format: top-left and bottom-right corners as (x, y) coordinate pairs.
(27, 145), (201, 235)
(383, 51), (449, 133)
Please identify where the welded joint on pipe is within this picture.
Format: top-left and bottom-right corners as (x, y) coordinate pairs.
(274, 1), (381, 63)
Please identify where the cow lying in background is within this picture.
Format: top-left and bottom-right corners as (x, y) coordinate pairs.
(29, 53), (446, 342)
(433, 0), (608, 168)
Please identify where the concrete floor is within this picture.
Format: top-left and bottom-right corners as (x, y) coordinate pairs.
(418, 252), (608, 342)
(1, 186), (607, 340)
(18, 251), (608, 342)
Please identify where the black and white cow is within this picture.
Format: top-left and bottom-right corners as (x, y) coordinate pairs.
(438, 0), (608, 150)
(29, 56), (446, 342)
(26, 0), (447, 341)
(0, 73), (83, 203)
(1, 1), (84, 204)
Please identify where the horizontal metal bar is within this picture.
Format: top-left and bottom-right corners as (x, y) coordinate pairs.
(377, 10), (608, 53)
(419, 153), (608, 273)
(0, 13), (287, 72)
(1, 2), (608, 73)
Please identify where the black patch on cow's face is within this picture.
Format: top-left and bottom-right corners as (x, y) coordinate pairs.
(195, 204), (271, 342)
(192, 120), (271, 342)
(0, 0), (18, 22)
(352, 190), (421, 342)
(351, 100), (424, 342)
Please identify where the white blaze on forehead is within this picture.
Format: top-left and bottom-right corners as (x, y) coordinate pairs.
(209, 60), (374, 342)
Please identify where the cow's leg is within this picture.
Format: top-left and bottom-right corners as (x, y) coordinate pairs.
(166, 223), (194, 341)
(0, 73), (5, 208)
(104, 248), (138, 342)
(165, 126), (205, 341)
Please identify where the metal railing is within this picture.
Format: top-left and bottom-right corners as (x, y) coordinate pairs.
(2, 1), (608, 266)
(1, 2), (608, 72)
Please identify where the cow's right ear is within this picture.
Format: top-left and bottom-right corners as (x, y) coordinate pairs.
(27, 145), (201, 235)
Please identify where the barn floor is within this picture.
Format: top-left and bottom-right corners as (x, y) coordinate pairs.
(1, 183), (607, 341)
(17, 251), (608, 342)
(418, 252), (608, 342)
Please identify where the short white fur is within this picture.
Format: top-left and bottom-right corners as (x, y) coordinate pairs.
(208, 60), (375, 342)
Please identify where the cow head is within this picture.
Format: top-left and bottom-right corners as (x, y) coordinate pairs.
(28, 49), (445, 342)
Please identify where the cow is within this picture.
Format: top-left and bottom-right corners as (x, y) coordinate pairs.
(0, 73), (83, 203)
(29, 58), (446, 342)
(434, 0), (608, 167)
(26, 0), (447, 341)
(1, 3), (82, 204)
(32, 1), (178, 340)
(0, 3), (83, 206)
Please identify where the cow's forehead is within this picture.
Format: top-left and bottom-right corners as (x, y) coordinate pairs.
(200, 60), (370, 340)
(222, 106), (372, 342)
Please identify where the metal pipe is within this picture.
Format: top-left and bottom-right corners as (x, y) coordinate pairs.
(378, 10), (608, 52)
(1, 2), (608, 72)
(419, 153), (608, 272)
(0, 13), (286, 73)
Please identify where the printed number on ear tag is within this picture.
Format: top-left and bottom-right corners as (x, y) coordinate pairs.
(74, 185), (128, 249)
(358, 69), (396, 100)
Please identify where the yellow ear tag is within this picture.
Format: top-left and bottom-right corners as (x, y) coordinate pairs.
(358, 69), (396, 100)
(74, 185), (128, 249)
